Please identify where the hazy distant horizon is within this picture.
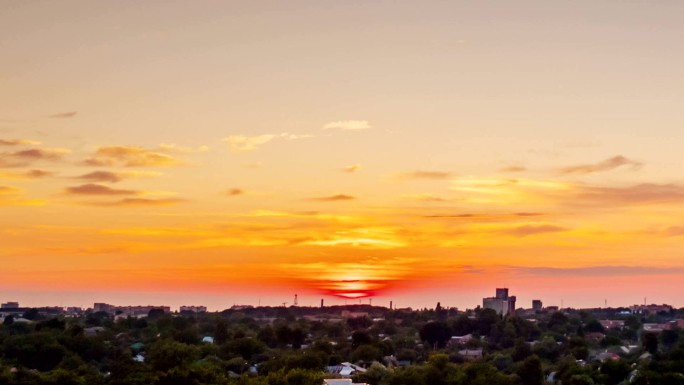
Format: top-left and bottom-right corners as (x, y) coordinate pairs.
(4, 279), (680, 312)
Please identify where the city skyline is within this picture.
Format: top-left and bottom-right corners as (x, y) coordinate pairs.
(2, 1), (684, 311)
(0, 289), (671, 314)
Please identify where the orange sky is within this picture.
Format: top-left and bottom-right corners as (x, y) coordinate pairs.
(2, 1), (684, 310)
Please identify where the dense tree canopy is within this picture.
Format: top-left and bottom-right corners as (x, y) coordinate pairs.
(0, 305), (683, 384)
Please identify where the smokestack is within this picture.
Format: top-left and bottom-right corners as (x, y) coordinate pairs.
(320, 299), (324, 308)
(390, 301), (393, 310)
(294, 294), (298, 306)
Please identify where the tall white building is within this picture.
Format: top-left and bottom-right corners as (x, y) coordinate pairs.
(483, 288), (516, 316)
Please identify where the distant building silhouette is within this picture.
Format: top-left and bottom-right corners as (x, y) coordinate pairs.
(483, 288), (516, 316)
(180, 305), (207, 313)
(496, 288), (508, 300)
(1, 302), (19, 309)
(532, 299), (543, 311)
(93, 303), (170, 316)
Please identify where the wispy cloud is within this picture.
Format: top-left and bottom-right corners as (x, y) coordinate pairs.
(90, 198), (186, 207)
(0, 148), (69, 167)
(424, 212), (545, 220)
(48, 111), (77, 118)
(343, 164), (361, 173)
(0, 139), (41, 146)
(312, 194), (356, 202)
(322, 120), (371, 131)
(10, 148), (68, 160)
(449, 177), (572, 205)
(0, 169), (54, 179)
(83, 146), (181, 167)
(225, 134), (276, 152)
(224, 133), (312, 152)
(0, 185), (21, 195)
(401, 193), (446, 202)
(225, 188), (244, 196)
(448, 176), (684, 208)
(397, 170), (453, 180)
(511, 265), (684, 277)
(65, 184), (138, 196)
(27, 170), (53, 178)
(559, 155), (642, 175)
(300, 238), (404, 249)
(500, 165), (527, 173)
(75, 171), (123, 183)
(500, 224), (567, 237)
(576, 183), (684, 205)
(662, 226), (684, 237)
(515, 212), (544, 217)
(424, 213), (480, 219)
(158, 143), (209, 154)
(76, 170), (161, 183)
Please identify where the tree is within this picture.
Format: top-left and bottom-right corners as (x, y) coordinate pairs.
(567, 336), (589, 360)
(642, 332), (659, 354)
(532, 336), (561, 361)
(147, 340), (199, 372)
(512, 339), (532, 362)
(352, 345), (383, 363)
(258, 325), (277, 347)
(661, 329), (679, 350)
(85, 311), (110, 327)
(451, 314), (475, 336)
(548, 312), (569, 334)
(22, 308), (41, 321)
(347, 316), (373, 330)
(423, 353), (453, 385)
(276, 324), (295, 347)
(419, 321), (450, 349)
(354, 362), (392, 385)
(283, 351), (326, 371)
(266, 368), (324, 385)
(462, 363), (514, 385)
(625, 315), (641, 331)
(3, 333), (67, 371)
(214, 318), (230, 345)
(516, 355), (543, 385)
(584, 319), (605, 333)
(147, 308), (165, 319)
(491, 353), (513, 371)
(290, 327), (306, 349)
(224, 337), (266, 360)
(385, 366), (425, 385)
(600, 359), (630, 385)
(435, 302), (446, 320)
(155, 368), (201, 385)
(477, 308), (501, 336)
(351, 330), (373, 349)
(567, 374), (595, 385)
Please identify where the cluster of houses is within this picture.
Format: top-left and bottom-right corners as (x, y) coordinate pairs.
(0, 301), (212, 322)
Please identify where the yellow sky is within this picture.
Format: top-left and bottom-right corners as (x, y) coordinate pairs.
(2, 1), (684, 310)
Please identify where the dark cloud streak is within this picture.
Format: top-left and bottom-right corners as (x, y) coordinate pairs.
(560, 155), (641, 175)
(65, 184), (137, 196)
